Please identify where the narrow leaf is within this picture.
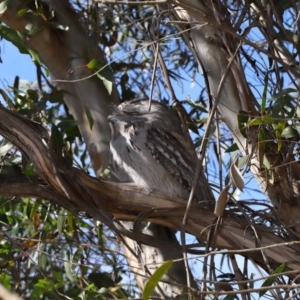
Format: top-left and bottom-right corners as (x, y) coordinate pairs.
(238, 155), (249, 168)
(38, 248), (47, 270)
(50, 124), (64, 156)
(0, 0), (8, 14)
(281, 126), (300, 139)
(57, 208), (65, 234)
(0, 24), (41, 63)
(87, 58), (113, 95)
(30, 199), (42, 220)
(263, 155), (271, 170)
(259, 263), (287, 298)
(225, 143), (239, 153)
(258, 128), (266, 150)
(142, 261), (173, 300)
(87, 58), (103, 70)
(237, 110), (249, 138)
(67, 211), (74, 232)
(269, 88), (297, 101)
(214, 185), (229, 217)
(85, 107), (94, 130)
(97, 71), (113, 95)
(223, 293), (237, 300)
(247, 117), (264, 126)
(64, 251), (75, 282)
(185, 99), (208, 113)
(98, 223), (104, 249)
(230, 164), (244, 192)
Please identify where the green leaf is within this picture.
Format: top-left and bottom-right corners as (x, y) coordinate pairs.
(98, 223), (104, 249)
(0, 0), (9, 14)
(237, 110), (249, 138)
(0, 24), (41, 63)
(67, 211), (74, 232)
(99, 287), (109, 294)
(57, 120), (79, 130)
(57, 208), (65, 234)
(85, 107), (94, 130)
(72, 248), (83, 267)
(0, 273), (11, 290)
(97, 71), (113, 95)
(30, 199), (42, 220)
(238, 155), (249, 168)
(28, 48), (42, 64)
(262, 114), (274, 124)
(259, 263), (287, 298)
(47, 90), (67, 103)
(294, 124), (300, 135)
(225, 143), (239, 153)
(272, 94), (294, 119)
(185, 99), (208, 113)
(31, 279), (53, 297)
(238, 110), (249, 123)
(269, 88), (297, 101)
(248, 115), (273, 126)
(281, 126), (300, 139)
(88, 272), (115, 289)
(87, 58), (113, 95)
(27, 89), (39, 102)
(51, 124), (64, 156)
(249, 273), (255, 289)
(263, 155), (271, 170)
(87, 58), (104, 70)
(247, 117), (264, 126)
(0, 24), (29, 54)
(17, 8), (29, 16)
(273, 122), (286, 150)
(64, 251), (75, 282)
(187, 121), (199, 134)
(258, 128), (266, 149)
(38, 246), (47, 270)
(223, 294), (237, 300)
(142, 260), (173, 300)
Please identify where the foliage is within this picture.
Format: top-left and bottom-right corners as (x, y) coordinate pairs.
(0, 0), (300, 299)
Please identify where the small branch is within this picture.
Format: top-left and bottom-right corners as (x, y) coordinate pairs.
(0, 105), (300, 277)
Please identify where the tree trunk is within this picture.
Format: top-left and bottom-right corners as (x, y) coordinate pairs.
(2, 0), (300, 297)
(173, 0), (300, 232)
(0, 0), (202, 297)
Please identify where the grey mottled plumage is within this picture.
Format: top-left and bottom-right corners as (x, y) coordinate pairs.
(108, 99), (207, 202)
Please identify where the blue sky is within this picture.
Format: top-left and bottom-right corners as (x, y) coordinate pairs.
(0, 40), (36, 86)
(0, 31), (271, 296)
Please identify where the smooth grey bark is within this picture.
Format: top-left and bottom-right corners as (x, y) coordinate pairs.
(0, 104), (299, 285)
(0, 0), (201, 298)
(0, 284), (23, 300)
(3, 0), (300, 297)
(173, 0), (300, 232)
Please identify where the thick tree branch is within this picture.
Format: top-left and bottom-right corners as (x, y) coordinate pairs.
(0, 172), (299, 276)
(0, 103), (298, 274)
(0, 0), (120, 174)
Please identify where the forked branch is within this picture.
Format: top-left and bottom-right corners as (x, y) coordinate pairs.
(0, 105), (300, 276)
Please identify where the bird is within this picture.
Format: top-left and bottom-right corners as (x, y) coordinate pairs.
(108, 99), (211, 205)
(108, 99), (212, 297)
